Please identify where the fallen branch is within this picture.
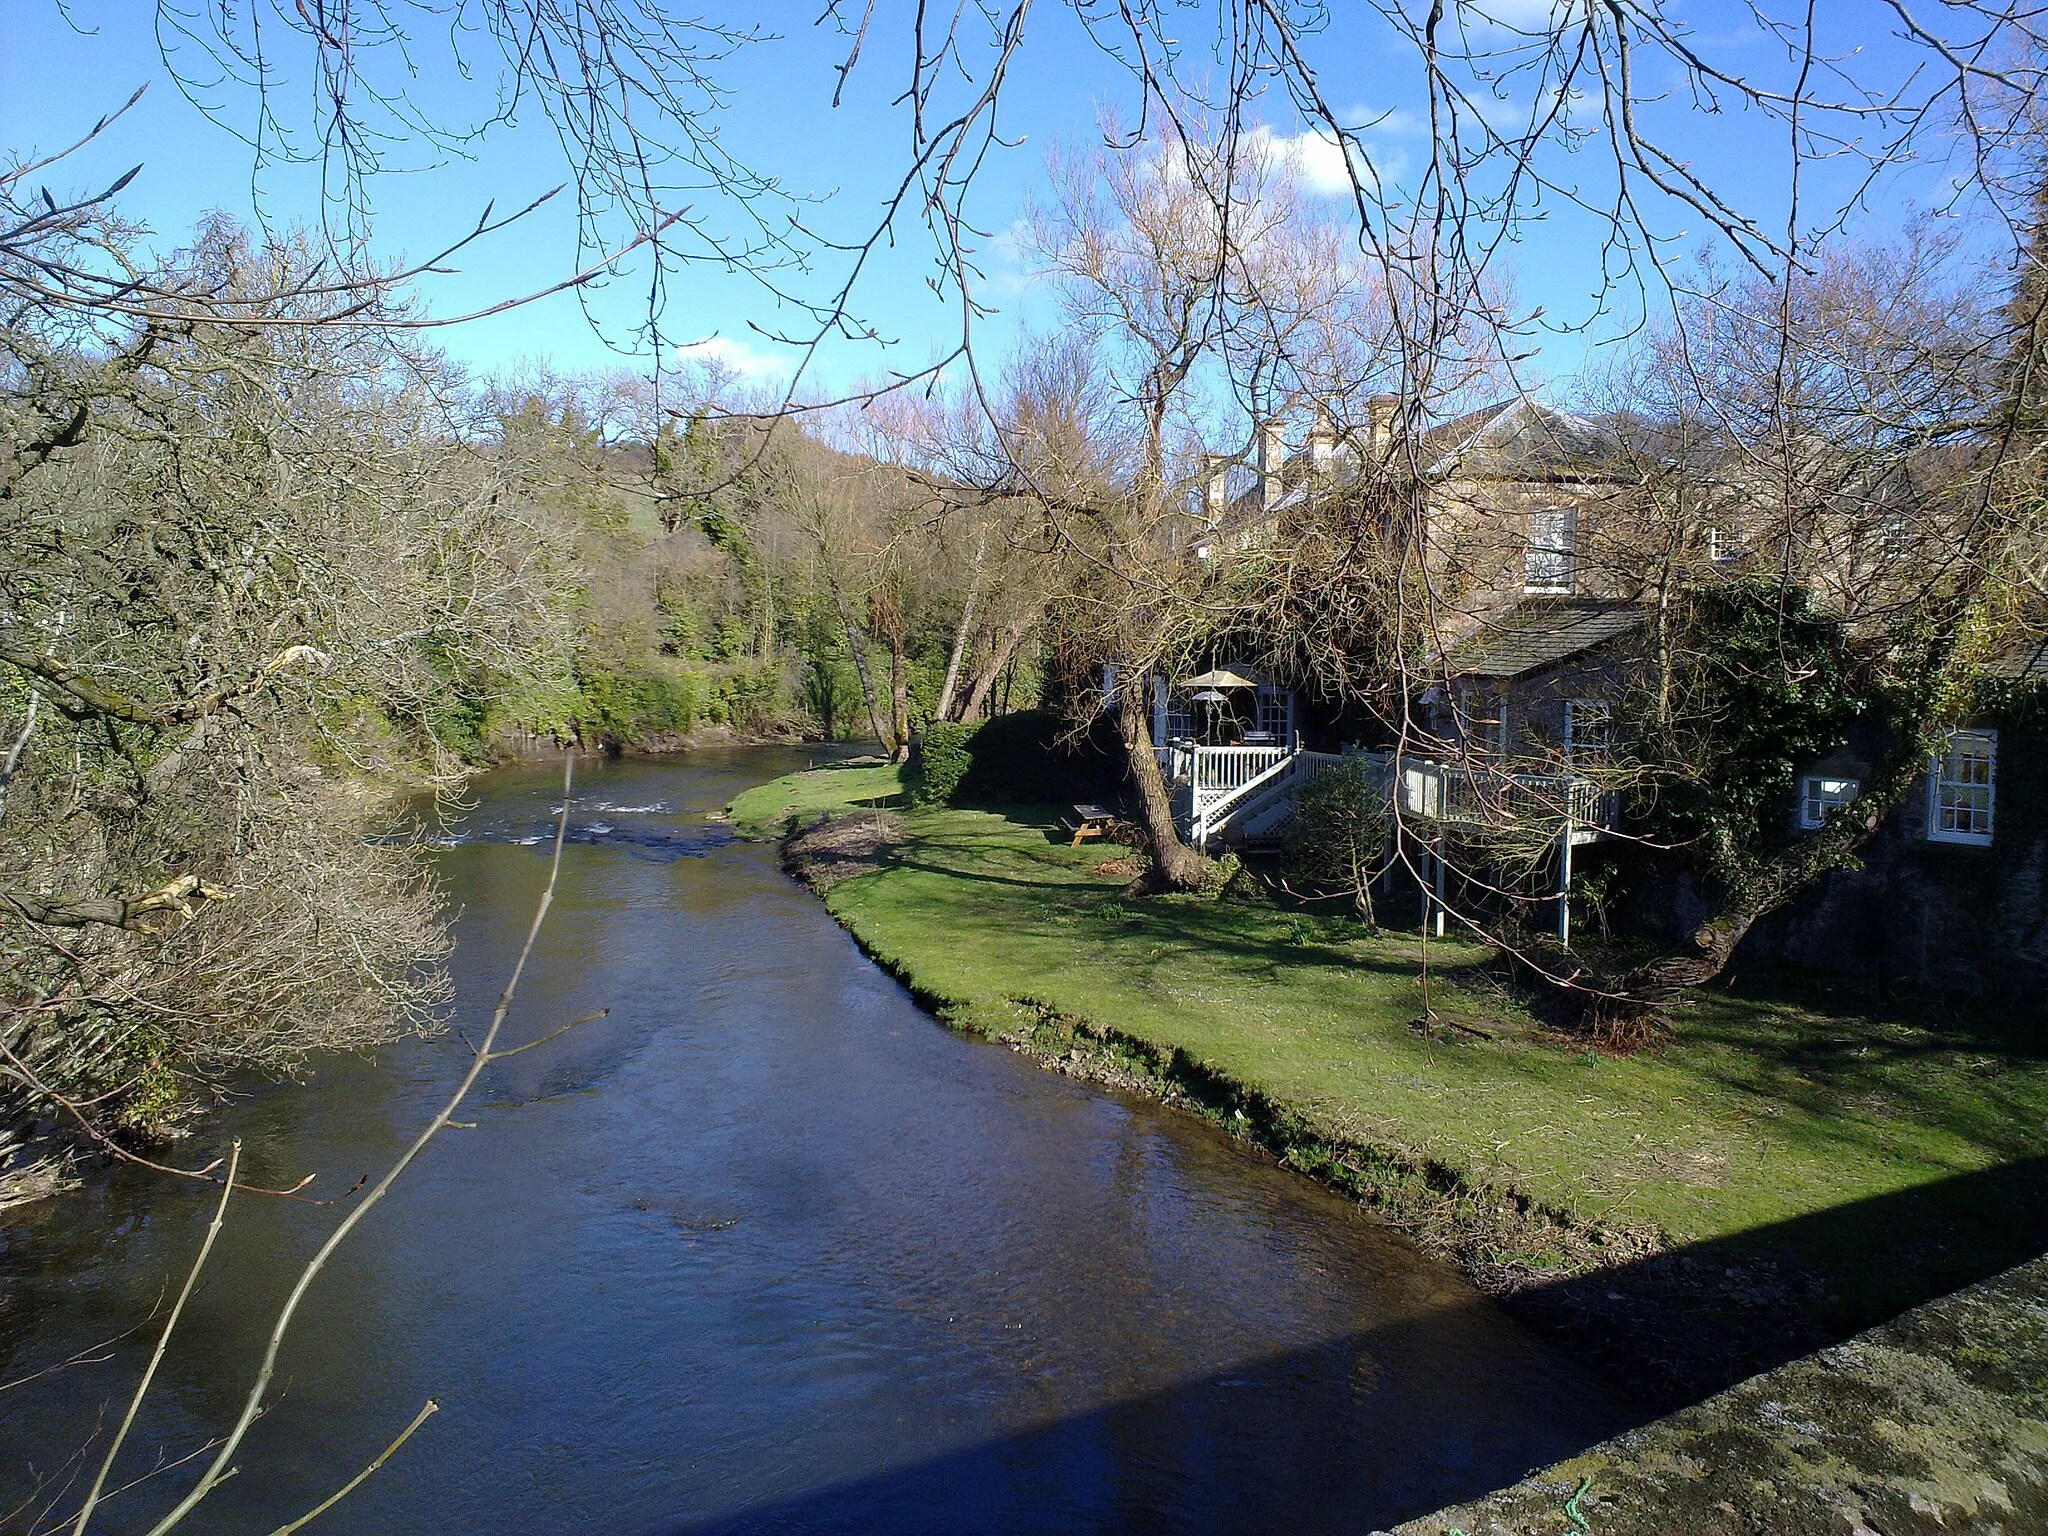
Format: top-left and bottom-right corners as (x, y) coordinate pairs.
(1, 874), (230, 933)
(0, 641), (329, 728)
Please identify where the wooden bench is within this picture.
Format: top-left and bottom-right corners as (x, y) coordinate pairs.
(1061, 803), (1120, 847)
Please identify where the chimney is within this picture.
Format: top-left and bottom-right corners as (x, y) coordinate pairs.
(1258, 417), (1286, 509)
(1307, 410), (1336, 477)
(1203, 452), (1230, 522)
(1367, 393), (1401, 463)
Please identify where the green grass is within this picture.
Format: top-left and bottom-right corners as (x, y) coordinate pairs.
(731, 770), (2048, 1345)
(725, 761), (906, 837)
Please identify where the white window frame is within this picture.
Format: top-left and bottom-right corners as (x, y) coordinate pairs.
(1798, 775), (1860, 830)
(1927, 729), (1996, 846)
(1524, 507), (1578, 593)
(1163, 690), (1193, 743)
(1706, 525), (1742, 563)
(1250, 685), (1289, 743)
(1563, 699), (1612, 768)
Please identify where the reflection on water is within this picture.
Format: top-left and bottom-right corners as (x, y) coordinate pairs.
(0, 748), (1633, 1535)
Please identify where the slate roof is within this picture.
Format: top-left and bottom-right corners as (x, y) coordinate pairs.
(1194, 395), (1624, 553)
(1986, 637), (2048, 679)
(1415, 396), (1619, 477)
(1444, 600), (1646, 679)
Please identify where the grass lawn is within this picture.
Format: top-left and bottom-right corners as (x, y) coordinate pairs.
(726, 760), (907, 837)
(728, 764), (2048, 1384)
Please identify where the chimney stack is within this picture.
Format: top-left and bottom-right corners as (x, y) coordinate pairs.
(1258, 417), (1286, 509)
(1367, 393), (1401, 463)
(1203, 452), (1231, 522)
(1307, 410), (1336, 477)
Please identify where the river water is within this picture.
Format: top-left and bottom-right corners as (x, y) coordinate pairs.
(1, 749), (1631, 1535)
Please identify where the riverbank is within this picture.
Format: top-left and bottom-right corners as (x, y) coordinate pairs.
(728, 764), (2048, 1408)
(3, 750), (1636, 1535)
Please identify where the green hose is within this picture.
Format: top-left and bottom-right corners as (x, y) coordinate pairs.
(1563, 1475), (1595, 1533)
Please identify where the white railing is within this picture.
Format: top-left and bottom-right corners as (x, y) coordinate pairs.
(1156, 742), (1617, 846)
(1295, 749), (1349, 784)
(1192, 745), (1290, 800)
(1403, 760), (1615, 834)
(1155, 741), (1613, 847)
(1190, 750), (1295, 844)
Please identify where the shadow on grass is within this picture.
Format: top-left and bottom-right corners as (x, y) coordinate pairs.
(1668, 973), (2048, 1168)
(887, 856), (1453, 985)
(655, 1159), (2048, 1535)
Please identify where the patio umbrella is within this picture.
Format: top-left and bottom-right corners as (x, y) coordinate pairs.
(1180, 666), (1265, 689)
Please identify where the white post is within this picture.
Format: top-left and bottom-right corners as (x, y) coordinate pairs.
(1557, 817), (1574, 948)
(1415, 830), (1430, 929)
(1432, 837), (1447, 938)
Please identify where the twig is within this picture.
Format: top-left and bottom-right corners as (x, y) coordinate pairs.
(486, 1009), (610, 1063)
(70, 1142), (240, 1536)
(260, 1399), (440, 1536)
(0, 1037), (359, 1204)
(135, 753), (577, 1536)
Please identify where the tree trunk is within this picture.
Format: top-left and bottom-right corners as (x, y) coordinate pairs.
(887, 633), (910, 763)
(960, 614), (1037, 720)
(1119, 677), (1206, 891)
(934, 528), (987, 724)
(1586, 736), (1933, 1030)
(830, 584), (891, 752)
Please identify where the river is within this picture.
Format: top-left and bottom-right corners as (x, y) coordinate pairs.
(1, 749), (1632, 1535)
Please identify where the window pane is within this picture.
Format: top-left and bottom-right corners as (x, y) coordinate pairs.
(1801, 776), (1859, 829)
(1565, 701), (1611, 767)
(1929, 731), (1996, 844)
(1525, 508), (1577, 590)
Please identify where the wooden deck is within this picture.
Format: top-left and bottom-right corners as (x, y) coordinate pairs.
(1155, 743), (1617, 848)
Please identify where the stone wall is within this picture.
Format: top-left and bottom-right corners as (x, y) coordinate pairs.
(1392, 1251), (2048, 1536)
(1740, 704), (2047, 999)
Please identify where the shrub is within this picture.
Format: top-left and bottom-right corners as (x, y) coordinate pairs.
(910, 721), (979, 805)
(1281, 757), (1391, 925)
(956, 709), (1126, 803)
(908, 710), (1128, 806)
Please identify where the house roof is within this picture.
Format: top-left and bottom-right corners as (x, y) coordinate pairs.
(1444, 600), (1646, 679)
(1191, 394), (1625, 557)
(1985, 637), (2048, 680)
(1414, 395), (1617, 477)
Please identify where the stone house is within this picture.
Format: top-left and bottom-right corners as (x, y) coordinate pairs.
(1182, 394), (2044, 995)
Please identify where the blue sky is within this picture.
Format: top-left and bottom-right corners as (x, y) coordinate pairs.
(1, 2), (1997, 402)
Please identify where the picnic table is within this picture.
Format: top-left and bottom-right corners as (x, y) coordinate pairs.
(1062, 803), (1120, 847)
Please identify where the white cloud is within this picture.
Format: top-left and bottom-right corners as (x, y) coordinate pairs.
(673, 335), (790, 381)
(1248, 125), (1410, 199)
(978, 217), (1043, 300)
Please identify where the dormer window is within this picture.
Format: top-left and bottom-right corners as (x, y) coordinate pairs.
(1525, 507), (1577, 593)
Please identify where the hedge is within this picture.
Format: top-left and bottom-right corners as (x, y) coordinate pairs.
(908, 710), (1127, 806)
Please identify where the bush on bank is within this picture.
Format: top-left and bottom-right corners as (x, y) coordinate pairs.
(908, 710), (1126, 807)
